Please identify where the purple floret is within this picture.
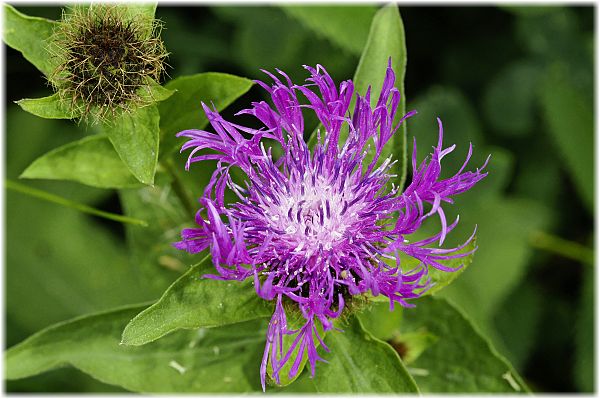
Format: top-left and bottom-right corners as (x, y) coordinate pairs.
(175, 59), (488, 390)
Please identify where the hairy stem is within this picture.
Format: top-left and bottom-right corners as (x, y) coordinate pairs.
(6, 179), (148, 226)
(529, 230), (594, 266)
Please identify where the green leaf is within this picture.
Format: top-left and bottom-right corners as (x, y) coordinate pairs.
(399, 296), (529, 393)
(280, 6), (377, 56)
(16, 93), (81, 120)
(3, 4), (58, 76)
(137, 78), (176, 104)
(21, 135), (142, 189)
(353, 5), (408, 186)
(158, 72), (253, 157)
(121, 2), (157, 22)
(357, 301), (403, 341)
(121, 257), (273, 346)
(102, 105), (160, 185)
(538, 63), (594, 212)
(312, 315), (419, 393)
(6, 305), (268, 393)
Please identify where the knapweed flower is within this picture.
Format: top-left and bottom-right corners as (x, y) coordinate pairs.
(48, 4), (168, 123)
(175, 60), (488, 389)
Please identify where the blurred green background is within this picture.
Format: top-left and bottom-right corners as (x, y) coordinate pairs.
(5, 5), (594, 393)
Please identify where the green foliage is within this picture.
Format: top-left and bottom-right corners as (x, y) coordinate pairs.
(352, 5), (408, 186)
(3, 4), (57, 76)
(5, 305), (268, 393)
(358, 302), (404, 341)
(21, 135), (141, 189)
(121, 257), (273, 346)
(538, 63), (594, 212)
(158, 73), (254, 156)
(400, 297), (529, 393)
(313, 315), (419, 393)
(4, 3), (594, 394)
(16, 93), (80, 119)
(5, 106), (152, 339)
(407, 87), (553, 346)
(281, 6), (376, 56)
(101, 105), (160, 185)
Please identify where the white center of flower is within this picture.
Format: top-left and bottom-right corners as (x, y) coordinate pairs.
(262, 171), (361, 255)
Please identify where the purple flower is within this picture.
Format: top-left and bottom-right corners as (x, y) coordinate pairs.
(175, 59), (488, 390)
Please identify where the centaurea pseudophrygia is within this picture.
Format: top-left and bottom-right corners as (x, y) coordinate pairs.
(175, 59), (488, 390)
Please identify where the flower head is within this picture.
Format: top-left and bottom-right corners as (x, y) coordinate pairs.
(48, 4), (168, 123)
(175, 59), (488, 389)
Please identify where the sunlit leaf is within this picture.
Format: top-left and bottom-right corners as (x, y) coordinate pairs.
(351, 4), (408, 186)
(21, 135), (141, 189)
(3, 4), (57, 76)
(102, 105), (160, 185)
(158, 72), (253, 157)
(16, 93), (80, 120)
(121, 258), (273, 346)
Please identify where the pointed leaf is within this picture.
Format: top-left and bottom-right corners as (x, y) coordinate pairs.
(21, 135), (141, 189)
(121, 257), (273, 346)
(399, 296), (529, 393)
(16, 93), (81, 120)
(353, 4), (408, 186)
(158, 72), (253, 157)
(102, 105), (160, 185)
(6, 305), (268, 393)
(313, 315), (419, 393)
(3, 4), (57, 76)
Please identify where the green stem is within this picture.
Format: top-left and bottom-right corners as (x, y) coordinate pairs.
(6, 180), (148, 227)
(529, 230), (594, 266)
(162, 159), (196, 217)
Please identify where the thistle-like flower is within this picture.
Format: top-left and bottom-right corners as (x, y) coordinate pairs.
(48, 4), (168, 123)
(175, 60), (488, 389)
